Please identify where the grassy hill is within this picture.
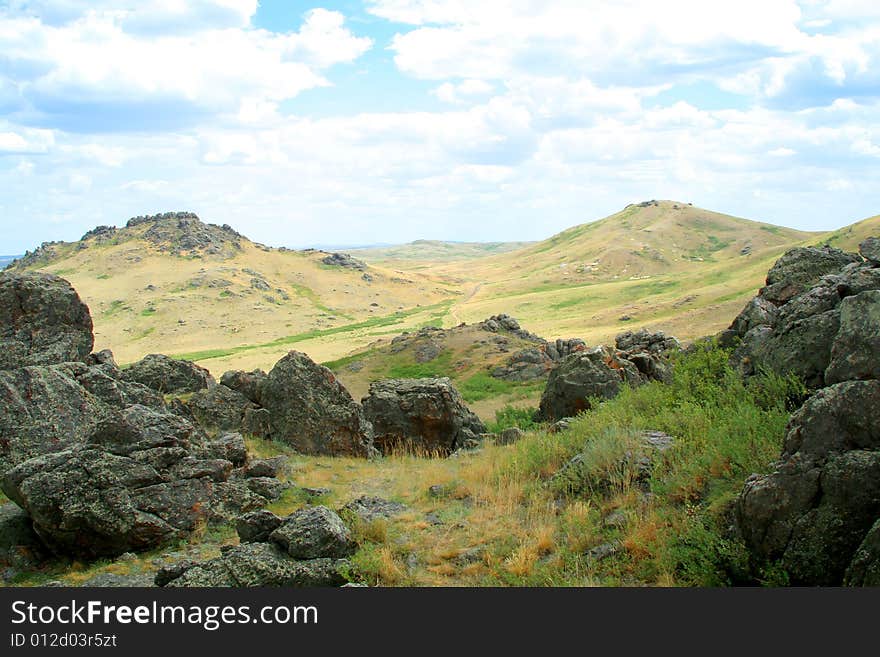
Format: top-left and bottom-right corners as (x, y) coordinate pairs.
(350, 239), (534, 265)
(5, 213), (462, 373)
(433, 200), (819, 345)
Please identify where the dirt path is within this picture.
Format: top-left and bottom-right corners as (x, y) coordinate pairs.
(449, 283), (482, 325)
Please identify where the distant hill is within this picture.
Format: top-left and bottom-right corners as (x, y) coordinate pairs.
(432, 200), (821, 346)
(6, 212), (461, 372)
(350, 239), (534, 264)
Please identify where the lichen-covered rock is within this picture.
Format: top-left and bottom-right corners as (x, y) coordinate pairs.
(615, 329), (681, 355)
(845, 519), (880, 586)
(122, 354), (214, 394)
(361, 378), (486, 455)
(825, 290), (880, 384)
(492, 348), (555, 381)
(205, 432), (248, 467)
(187, 384), (256, 433)
(236, 510), (283, 544)
(735, 381), (880, 585)
(860, 236), (880, 265)
(339, 496), (407, 523)
(0, 272), (94, 370)
(0, 405), (266, 558)
(536, 347), (641, 422)
(760, 246), (860, 305)
(219, 369), (267, 405)
(261, 351), (374, 457)
(269, 506), (356, 559)
(162, 542), (348, 588)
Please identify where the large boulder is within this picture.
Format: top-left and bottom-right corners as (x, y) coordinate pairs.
(219, 369), (267, 405)
(261, 351), (374, 457)
(0, 363), (163, 474)
(186, 384), (258, 433)
(735, 380), (880, 585)
(492, 347), (555, 381)
(536, 347), (641, 422)
(0, 272), (94, 369)
(361, 378), (486, 455)
(269, 506), (356, 559)
(760, 246), (861, 306)
(1, 405), (265, 558)
(122, 354), (214, 394)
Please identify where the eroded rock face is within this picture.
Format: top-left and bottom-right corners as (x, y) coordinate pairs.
(0, 272), (94, 369)
(0, 363), (164, 474)
(122, 354), (214, 394)
(261, 351), (374, 457)
(1, 405), (268, 558)
(536, 347), (641, 422)
(187, 384), (259, 434)
(361, 378), (485, 455)
(825, 290), (880, 384)
(270, 506), (356, 559)
(727, 241), (880, 388)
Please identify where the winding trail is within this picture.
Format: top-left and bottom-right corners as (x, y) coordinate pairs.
(448, 283), (482, 325)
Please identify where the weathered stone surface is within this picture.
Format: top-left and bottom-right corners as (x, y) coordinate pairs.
(269, 506), (356, 559)
(246, 477), (286, 501)
(236, 510), (283, 543)
(492, 348), (554, 381)
(219, 369), (266, 405)
(243, 456), (288, 479)
(536, 347), (640, 422)
(761, 246), (860, 305)
(261, 351), (374, 457)
(497, 427), (525, 446)
(0, 272), (93, 369)
(321, 252), (366, 270)
(736, 381), (880, 585)
(0, 405), (268, 558)
(205, 433), (248, 467)
(860, 236), (880, 265)
(163, 542), (349, 587)
(845, 519), (880, 586)
(615, 329), (680, 355)
(0, 503), (46, 571)
(122, 354), (214, 394)
(187, 384), (256, 433)
(825, 290), (880, 384)
(361, 378), (486, 455)
(339, 496), (407, 523)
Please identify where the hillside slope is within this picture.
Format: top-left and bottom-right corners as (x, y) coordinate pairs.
(5, 212), (462, 371)
(351, 239), (534, 265)
(436, 200), (819, 345)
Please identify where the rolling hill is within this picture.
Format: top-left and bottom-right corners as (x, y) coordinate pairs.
(433, 200), (821, 345)
(8, 201), (877, 380)
(349, 239), (534, 265)
(4, 212), (463, 372)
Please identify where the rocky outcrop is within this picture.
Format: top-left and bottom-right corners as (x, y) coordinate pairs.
(160, 506), (353, 587)
(0, 362), (164, 474)
(321, 252), (366, 270)
(536, 346), (642, 422)
(0, 272), (93, 369)
(492, 347), (555, 381)
(726, 243), (874, 388)
(1, 405), (267, 558)
(339, 496), (407, 523)
(361, 378), (486, 455)
(733, 236), (880, 585)
(219, 369), (266, 405)
(479, 314), (544, 342)
(261, 351), (375, 457)
(122, 354), (214, 394)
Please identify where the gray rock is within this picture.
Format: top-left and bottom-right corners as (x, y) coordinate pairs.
(845, 519), (880, 586)
(492, 348), (554, 381)
(1, 404), (266, 558)
(761, 246), (861, 306)
(825, 290), (880, 384)
(122, 354), (214, 394)
(246, 477), (286, 501)
(205, 432), (248, 467)
(269, 506), (356, 559)
(536, 347), (641, 422)
(0, 503), (46, 570)
(860, 236), (880, 265)
(340, 496), (407, 523)
(362, 378), (486, 455)
(0, 272), (94, 369)
(236, 510), (283, 543)
(154, 560), (196, 587)
(261, 351), (375, 457)
(80, 572), (155, 587)
(163, 542), (348, 587)
(187, 384), (256, 433)
(243, 456), (288, 479)
(219, 369), (266, 405)
(321, 253), (366, 271)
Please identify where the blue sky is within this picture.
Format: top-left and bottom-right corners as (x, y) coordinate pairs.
(1, 0), (880, 253)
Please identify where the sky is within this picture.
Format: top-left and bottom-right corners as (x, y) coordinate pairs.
(1, 0), (880, 253)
